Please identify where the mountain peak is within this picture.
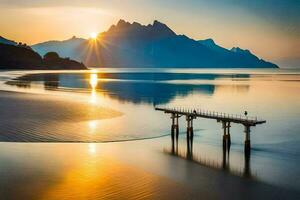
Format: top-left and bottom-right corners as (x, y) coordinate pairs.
(231, 47), (251, 54)
(152, 20), (175, 35)
(153, 20), (164, 26)
(199, 38), (216, 46)
(104, 19), (176, 39)
(117, 19), (131, 27)
(109, 19), (142, 32)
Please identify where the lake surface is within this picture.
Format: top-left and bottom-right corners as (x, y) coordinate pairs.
(0, 68), (300, 197)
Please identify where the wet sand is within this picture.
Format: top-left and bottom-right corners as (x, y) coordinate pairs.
(1, 141), (299, 200)
(0, 143), (194, 200)
(0, 91), (299, 199)
(0, 91), (123, 142)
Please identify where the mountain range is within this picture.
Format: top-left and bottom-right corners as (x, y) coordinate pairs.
(3, 20), (278, 68)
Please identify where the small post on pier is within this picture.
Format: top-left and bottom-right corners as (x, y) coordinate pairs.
(244, 125), (251, 154)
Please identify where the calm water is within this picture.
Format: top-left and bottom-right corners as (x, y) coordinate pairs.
(0, 68), (300, 193)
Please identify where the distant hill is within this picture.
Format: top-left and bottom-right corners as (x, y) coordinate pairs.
(32, 20), (278, 68)
(32, 36), (86, 59)
(0, 36), (17, 46)
(0, 42), (87, 70)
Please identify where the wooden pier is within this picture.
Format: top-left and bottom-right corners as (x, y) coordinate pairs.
(155, 107), (266, 153)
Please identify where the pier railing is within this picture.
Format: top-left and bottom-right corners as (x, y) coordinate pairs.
(155, 107), (266, 126)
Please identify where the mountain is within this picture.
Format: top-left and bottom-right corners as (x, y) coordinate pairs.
(32, 36), (86, 58)
(0, 36), (17, 46)
(32, 19), (278, 68)
(0, 43), (87, 70)
(198, 38), (230, 55)
(198, 39), (277, 68)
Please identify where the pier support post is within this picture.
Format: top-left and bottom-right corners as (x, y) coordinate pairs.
(222, 145), (229, 170)
(190, 117), (194, 139)
(186, 116), (190, 138)
(244, 148), (251, 177)
(222, 121), (227, 149)
(222, 121), (231, 149)
(227, 122), (231, 147)
(186, 115), (194, 139)
(186, 115), (194, 160)
(186, 133), (193, 160)
(171, 113), (175, 141)
(175, 114), (179, 140)
(171, 113), (180, 141)
(244, 125), (251, 154)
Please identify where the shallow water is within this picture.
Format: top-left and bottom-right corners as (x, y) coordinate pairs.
(0, 68), (300, 193)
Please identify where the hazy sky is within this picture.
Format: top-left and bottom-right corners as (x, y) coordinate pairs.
(0, 0), (299, 66)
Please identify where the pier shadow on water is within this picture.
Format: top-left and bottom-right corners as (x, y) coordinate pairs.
(165, 134), (253, 179)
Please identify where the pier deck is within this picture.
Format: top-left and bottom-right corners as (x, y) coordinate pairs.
(155, 107), (266, 126)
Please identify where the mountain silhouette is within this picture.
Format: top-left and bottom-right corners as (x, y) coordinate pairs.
(0, 36), (17, 46)
(32, 36), (86, 59)
(0, 42), (87, 70)
(32, 19), (278, 68)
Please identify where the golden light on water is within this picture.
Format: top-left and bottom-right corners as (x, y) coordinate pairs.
(89, 73), (98, 104)
(88, 120), (97, 130)
(88, 120), (98, 134)
(37, 145), (175, 200)
(88, 143), (96, 154)
(89, 73), (98, 89)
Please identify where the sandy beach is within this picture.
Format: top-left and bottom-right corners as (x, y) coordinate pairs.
(0, 91), (123, 142)
(0, 90), (299, 199)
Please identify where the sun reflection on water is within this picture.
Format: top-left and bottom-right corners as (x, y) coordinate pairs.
(88, 120), (97, 131)
(89, 73), (98, 89)
(89, 73), (98, 104)
(88, 143), (96, 154)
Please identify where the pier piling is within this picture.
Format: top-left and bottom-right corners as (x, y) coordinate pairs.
(186, 115), (194, 139)
(244, 125), (251, 154)
(222, 121), (231, 149)
(171, 113), (180, 141)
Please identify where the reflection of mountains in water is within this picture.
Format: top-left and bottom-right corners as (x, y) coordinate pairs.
(8, 72), (250, 104)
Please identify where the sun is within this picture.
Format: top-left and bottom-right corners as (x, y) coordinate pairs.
(90, 32), (97, 39)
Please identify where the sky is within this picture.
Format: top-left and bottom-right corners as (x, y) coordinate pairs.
(0, 0), (299, 67)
